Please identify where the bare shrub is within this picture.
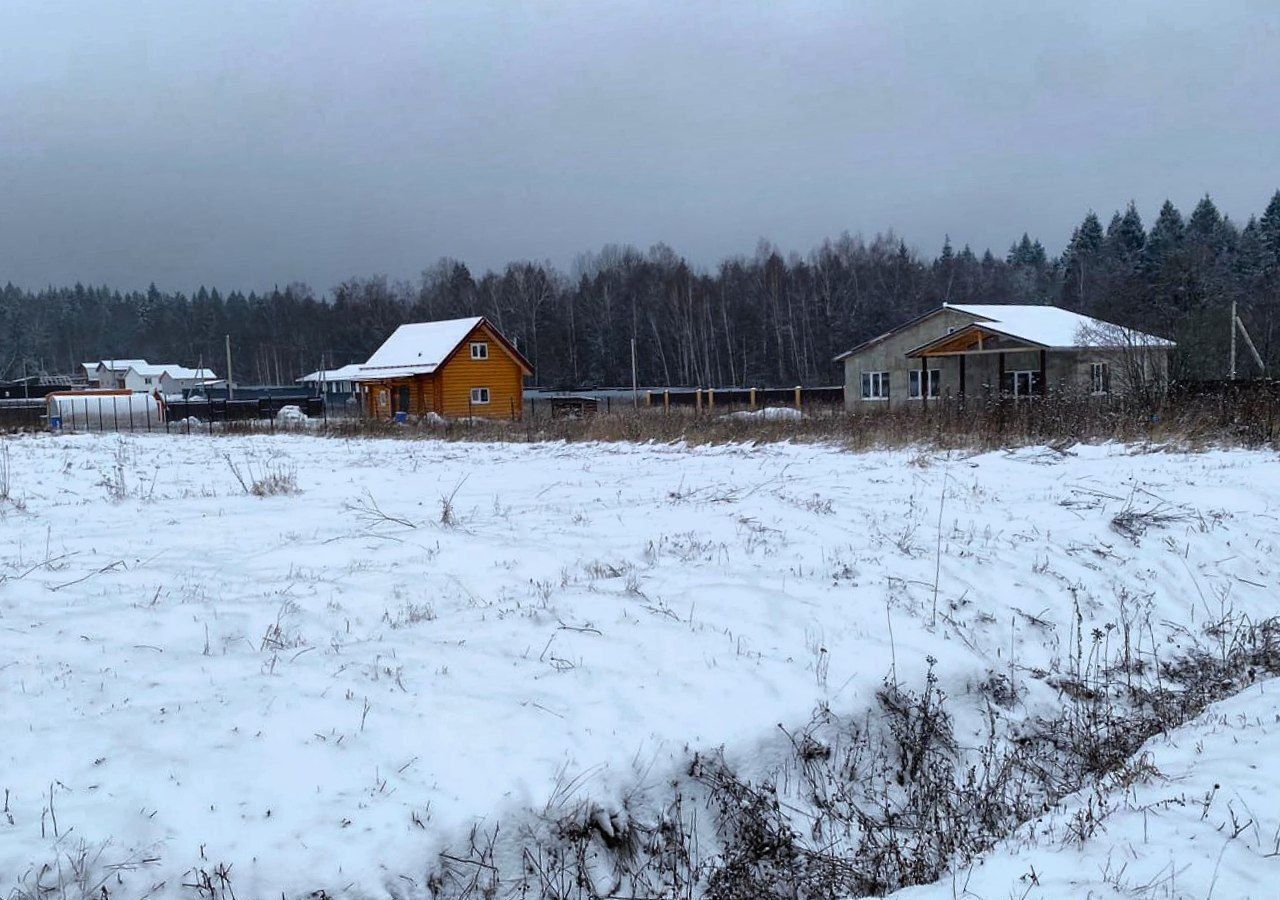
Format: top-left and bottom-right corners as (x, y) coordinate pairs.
(1109, 493), (1191, 543)
(180, 861), (238, 900)
(345, 488), (417, 529)
(93, 440), (159, 502)
(223, 452), (301, 497)
(0, 442), (11, 501)
(384, 601), (437, 628)
(439, 476), (468, 527)
(6, 839), (159, 900)
(0, 441), (25, 511)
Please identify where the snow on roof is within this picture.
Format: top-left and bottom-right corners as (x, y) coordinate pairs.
(125, 363), (218, 380)
(98, 359), (148, 371)
(127, 363), (173, 377)
(358, 317), (484, 378)
(943, 303), (1175, 349)
(298, 364), (365, 383)
(168, 367), (219, 381)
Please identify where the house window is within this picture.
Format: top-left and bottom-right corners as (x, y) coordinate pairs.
(470, 342), (489, 360)
(860, 371), (890, 400)
(470, 387), (490, 405)
(144, 377), (152, 385)
(1003, 370), (1041, 397)
(1090, 362), (1111, 395)
(909, 369), (940, 399)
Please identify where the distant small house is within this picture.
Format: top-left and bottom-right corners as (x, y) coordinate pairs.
(122, 364), (168, 393)
(81, 363), (100, 385)
(161, 366), (220, 395)
(122, 364), (219, 396)
(836, 304), (1174, 408)
(297, 364), (365, 396)
(93, 360), (149, 390)
(356, 316), (533, 420)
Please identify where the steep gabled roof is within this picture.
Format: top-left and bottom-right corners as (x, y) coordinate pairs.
(357, 317), (533, 379)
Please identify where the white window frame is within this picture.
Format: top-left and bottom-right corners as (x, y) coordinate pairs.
(1090, 362), (1110, 395)
(470, 342), (489, 360)
(1010, 370), (1038, 397)
(470, 387), (491, 405)
(909, 369), (940, 399)
(860, 371), (890, 401)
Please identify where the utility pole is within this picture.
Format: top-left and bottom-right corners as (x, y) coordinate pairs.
(1232, 303), (1266, 376)
(630, 337), (638, 407)
(225, 334), (234, 400)
(1230, 301), (1237, 380)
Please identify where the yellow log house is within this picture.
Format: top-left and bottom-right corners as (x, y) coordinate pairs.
(356, 317), (533, 420)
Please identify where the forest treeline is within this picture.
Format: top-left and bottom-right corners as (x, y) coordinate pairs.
(2, 191), (1278, 388)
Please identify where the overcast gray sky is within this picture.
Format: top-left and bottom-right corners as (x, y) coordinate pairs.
(1, 0), (1276, 293)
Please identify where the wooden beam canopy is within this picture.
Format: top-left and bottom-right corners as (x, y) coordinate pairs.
(907, 323), (1046, 358)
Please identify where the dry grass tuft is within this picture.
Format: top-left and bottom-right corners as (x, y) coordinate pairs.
(223, 452), (301, 497)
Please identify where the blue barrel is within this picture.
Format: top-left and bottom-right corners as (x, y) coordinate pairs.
(49, 416), (63, 430)
(394, 411), (408, 424)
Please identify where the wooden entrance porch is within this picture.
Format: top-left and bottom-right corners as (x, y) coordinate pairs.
(906, 323), (1049, 403)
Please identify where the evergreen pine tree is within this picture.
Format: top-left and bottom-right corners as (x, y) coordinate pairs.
(1142, 200), (1185, 277)
(1061, 212), (1104, 311)
(1105, 202), (1147, 259)
(1258, 190), (1280, 274)
(1187, 194), (1223, 241)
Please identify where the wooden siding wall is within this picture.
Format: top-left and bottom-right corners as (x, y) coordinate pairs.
(363, 374), (436, 417)
(438, 323), (525, 419)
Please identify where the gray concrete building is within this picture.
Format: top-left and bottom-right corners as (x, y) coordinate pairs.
(836, 304), (1174, 409)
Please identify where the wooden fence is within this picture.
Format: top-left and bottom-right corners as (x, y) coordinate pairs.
(645, 385), (844, 410)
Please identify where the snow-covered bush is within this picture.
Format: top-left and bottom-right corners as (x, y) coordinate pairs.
(275, 404), (309, 426)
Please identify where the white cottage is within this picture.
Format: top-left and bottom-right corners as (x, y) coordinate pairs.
(160, 366), (220, 395)
(93, 360), (149, 390)
(121, 364), (219, 395)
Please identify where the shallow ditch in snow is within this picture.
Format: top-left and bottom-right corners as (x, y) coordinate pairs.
(417, 615), (1280, 898)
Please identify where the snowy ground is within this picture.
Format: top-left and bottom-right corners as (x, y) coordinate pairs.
(1, 434), (1278, 898)
(895, 677), (1280, 900)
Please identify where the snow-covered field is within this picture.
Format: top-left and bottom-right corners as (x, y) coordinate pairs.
(1, 433), (1278, 898)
